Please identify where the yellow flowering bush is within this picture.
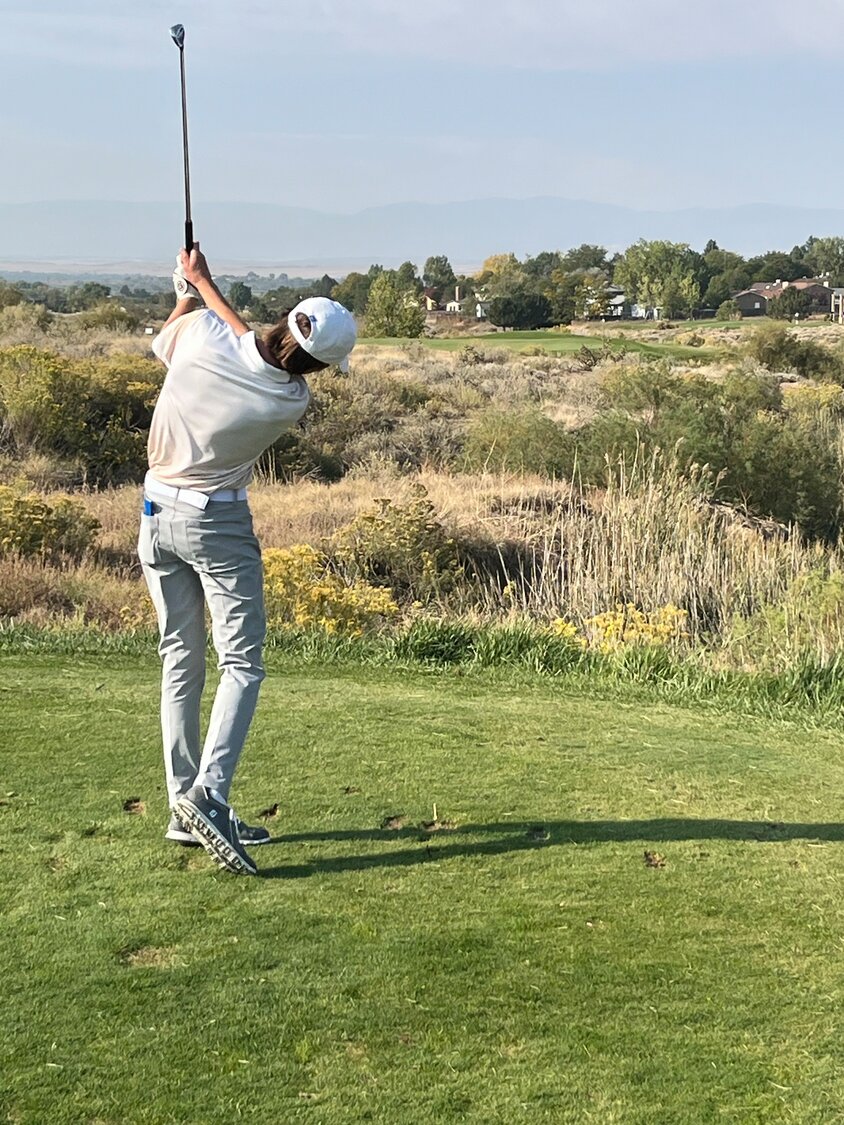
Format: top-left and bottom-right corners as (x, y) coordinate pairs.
(0, 486), (99, 559)
(783, 382), (844, 416)
(584, 603), (689, 653)
(263, 544), (398, 636)
(549, 618), (587, 648)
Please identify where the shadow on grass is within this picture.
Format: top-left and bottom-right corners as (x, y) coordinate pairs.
(258, 818), (844, 879)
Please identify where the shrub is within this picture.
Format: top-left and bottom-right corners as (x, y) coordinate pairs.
(584, 604), (689, 652)
(263, 544), (398, 635)
(332, 485), (462, 602)
(463, 408), (574, 476)
(458, 344), (487, 366)
(716, 299), (741, 321)
(0, 302), (51, 336)
(0, 487), (99, 559)
(77, 303), (140, 331)
(678, 331), (705, 347)
(725, 570), (844, 668)
(783, 382), (844, 416)
(745, 322), (842, 381)
(0, 347), (161, 486)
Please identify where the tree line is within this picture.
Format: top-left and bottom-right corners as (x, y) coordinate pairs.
(3, 235), (844, 335)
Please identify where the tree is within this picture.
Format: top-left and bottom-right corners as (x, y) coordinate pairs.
(309, 274), (339, 298)
(803, 236), (844, 285)
(475, 252), (527, 297)
(487, 291), (552, 330)
(422, 255), (456, 295)
(395, 261), (422, 294)
(769, 287), (813, 320)
(745, 250), (808, 284)
(332, 272), (373, 314)
(228, 281), (253, 310)
(363, 272), (425, 337)
(0, 281), (23, 310)
(66, 282), (110, 311)
(561, 244), (609, 273)
(614, 240), (701, 316)
(703, 265), (751, 310)
(574, 278), (609, 320)
(522, 251), (563, 282)
(545, 271), (580, 325)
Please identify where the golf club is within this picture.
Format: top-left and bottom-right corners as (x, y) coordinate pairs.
(170, 23), (194, 250)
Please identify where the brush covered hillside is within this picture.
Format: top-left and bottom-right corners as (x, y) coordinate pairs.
(3, 306), (844, 692)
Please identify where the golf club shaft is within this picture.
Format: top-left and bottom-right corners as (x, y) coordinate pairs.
(178, 46), (193, 249)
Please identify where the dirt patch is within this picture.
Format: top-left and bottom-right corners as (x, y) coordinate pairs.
(122, 798), (145, 815)
(381, 815), (407, 831)
(118, 944), (181, 969)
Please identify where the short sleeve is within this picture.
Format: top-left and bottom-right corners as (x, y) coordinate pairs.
(152, 309), (216, 368)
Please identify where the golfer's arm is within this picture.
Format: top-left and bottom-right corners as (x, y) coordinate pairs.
(195, 277), (251, 337)
(162, 296), (199, 329)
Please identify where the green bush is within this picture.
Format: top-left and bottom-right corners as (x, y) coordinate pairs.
(572, 361), (844, 538)
(726, 570), (844, 668)
(77, 303), (140, 331)
(716, 299), (740, 321)
(0, 347), (161, 486)
(463, 408), (574, 475)
(0, 487), (99, 559)
(745, 322), (842, 381)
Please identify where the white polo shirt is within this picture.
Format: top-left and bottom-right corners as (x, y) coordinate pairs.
(148, 309), (310, 493)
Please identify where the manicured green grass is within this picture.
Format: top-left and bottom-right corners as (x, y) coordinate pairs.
(5, 655), (844, 1123)
(361, 331), (718, 361)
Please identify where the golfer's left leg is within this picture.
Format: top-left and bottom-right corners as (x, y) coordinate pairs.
(193, 506), (266, 801)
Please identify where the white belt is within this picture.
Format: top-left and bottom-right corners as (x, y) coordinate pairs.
(144, 472), (247, 511)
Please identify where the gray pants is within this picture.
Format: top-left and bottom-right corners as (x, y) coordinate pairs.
(138, 496), (266, 807)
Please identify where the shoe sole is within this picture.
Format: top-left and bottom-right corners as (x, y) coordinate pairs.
(165, 829), (200, 846)
(166, 830), (270, 847)
(175, 797), (257, 876)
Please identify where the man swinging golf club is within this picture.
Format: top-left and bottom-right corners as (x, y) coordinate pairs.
(139, 247), (356, 874)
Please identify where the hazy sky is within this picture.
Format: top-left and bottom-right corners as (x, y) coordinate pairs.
(0, 0), (841, 213)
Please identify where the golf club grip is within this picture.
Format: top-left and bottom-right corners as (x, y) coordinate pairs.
(184, 221), (194, 251)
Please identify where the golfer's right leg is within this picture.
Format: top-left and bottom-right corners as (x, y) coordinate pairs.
(139, 513), (207, 808)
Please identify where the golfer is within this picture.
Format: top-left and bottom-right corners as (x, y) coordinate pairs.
(139, 245), (356, 874)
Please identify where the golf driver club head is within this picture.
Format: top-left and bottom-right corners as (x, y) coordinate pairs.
(170, 24), (185, 49)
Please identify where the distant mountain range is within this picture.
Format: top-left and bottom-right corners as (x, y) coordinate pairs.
(1, 198), (843, 274)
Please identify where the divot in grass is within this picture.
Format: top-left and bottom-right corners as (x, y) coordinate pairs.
(117, 944), (181, 969)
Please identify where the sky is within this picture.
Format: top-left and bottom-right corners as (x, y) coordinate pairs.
(0, 0), (842, 215)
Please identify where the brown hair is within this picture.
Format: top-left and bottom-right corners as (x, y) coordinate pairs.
(263, 311), (329, 376)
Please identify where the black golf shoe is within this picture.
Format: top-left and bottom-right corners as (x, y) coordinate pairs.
(166, 808), (271, 848)
(175, 785), (257, 875)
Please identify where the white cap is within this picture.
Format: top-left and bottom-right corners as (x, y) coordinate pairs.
(288, 297), (357, 373)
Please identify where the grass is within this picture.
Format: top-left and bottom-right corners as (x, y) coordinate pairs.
(5, 654), (844, 1123)
(360, 330), (718, 360)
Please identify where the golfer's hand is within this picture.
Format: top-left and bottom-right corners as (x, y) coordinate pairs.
(180, 244), (212, 288)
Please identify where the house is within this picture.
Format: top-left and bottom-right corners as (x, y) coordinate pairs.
(421, 287), (441, 312)
(833, 289), (844, 323)
(734, 277), (833, 317)
(605, 284), (630, 319)
(630, 303), (664, 320)
(445, 284), (469, 314)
